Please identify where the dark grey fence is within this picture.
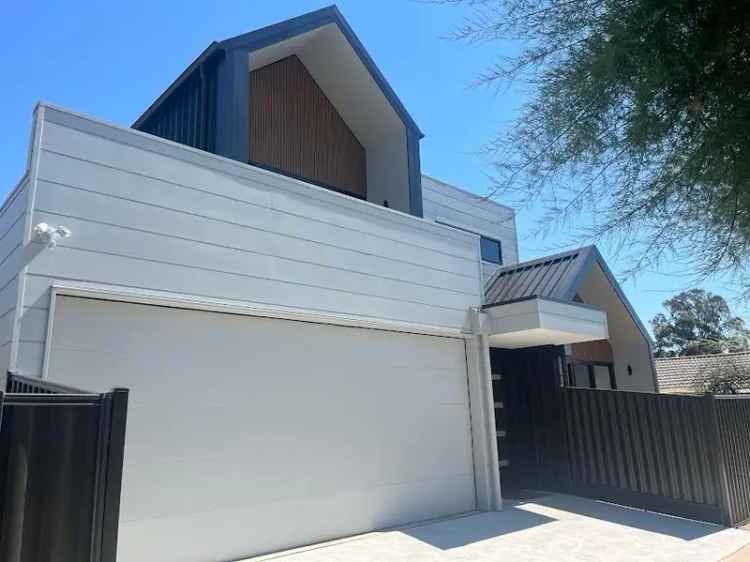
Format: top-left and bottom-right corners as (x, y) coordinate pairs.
(561, 387), (750, 526)
(0, 373), (129, 562)
(713, 395), (750, 526)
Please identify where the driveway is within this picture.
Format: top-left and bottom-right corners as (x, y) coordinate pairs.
(243, 493), (750, 562)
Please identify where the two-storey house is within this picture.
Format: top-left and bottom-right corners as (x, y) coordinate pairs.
(0, 6), (656, 561)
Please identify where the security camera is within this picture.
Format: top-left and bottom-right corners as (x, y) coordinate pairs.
(32, 223), (71, 248)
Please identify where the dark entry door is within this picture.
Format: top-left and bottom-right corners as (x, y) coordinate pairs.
(492, 349), (537, 492)
(491, 346), (570, 494)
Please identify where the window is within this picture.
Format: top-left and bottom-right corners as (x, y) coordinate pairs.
(480, 236), (502, 264)
(565, 359), (617, 390)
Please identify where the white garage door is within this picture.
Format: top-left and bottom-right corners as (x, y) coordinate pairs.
(48, 296), (476, 562)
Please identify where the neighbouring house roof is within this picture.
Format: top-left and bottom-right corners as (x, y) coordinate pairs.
(483, 245), (653, 345)
(655, 351), (750, 393)
(133, 5), (423, 137)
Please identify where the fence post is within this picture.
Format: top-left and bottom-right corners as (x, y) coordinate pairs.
(557, 386), (574, 494)
(99, 388), (129, 562)
(704, 394), (733, 526)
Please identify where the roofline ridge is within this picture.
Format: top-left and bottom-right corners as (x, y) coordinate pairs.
(655, 350), (750, 361)
(493, 245), (590, 274)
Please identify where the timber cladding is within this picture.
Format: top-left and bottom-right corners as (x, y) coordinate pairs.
(570, 339), (614, 363)
(249, 55), (367, 198)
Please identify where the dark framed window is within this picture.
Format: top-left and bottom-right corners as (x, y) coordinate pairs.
(566, 359), (617, 390)
(480, 236), (502, 265)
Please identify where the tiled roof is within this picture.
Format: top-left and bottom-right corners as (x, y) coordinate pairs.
(654, 351), (750, 392)
(484, 247), (595, 305)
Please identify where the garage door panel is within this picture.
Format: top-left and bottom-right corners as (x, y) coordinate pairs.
(116, 393), (469, 472)
(120, 454), (475, 524)
(118, 471), (475, 562)
(115, 406), (473, 493)
(51, 301), (468, 372)
(48, 296), (475, 562)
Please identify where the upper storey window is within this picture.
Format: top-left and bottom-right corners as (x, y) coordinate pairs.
(480, 236), (502, 265)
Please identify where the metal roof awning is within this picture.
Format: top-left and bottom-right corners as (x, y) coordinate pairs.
(481, 245), (652, 349)
(481, 246), (614, 349)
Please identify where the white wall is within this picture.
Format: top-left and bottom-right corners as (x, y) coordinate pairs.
(421, 175), (519, 282)
(0, 177), (28, 381)
(14, 104), (482, 377)
(577, 264), (656, 392)
(365, 127), (409, 212)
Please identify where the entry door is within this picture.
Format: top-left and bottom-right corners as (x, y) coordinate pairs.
(491, 349), (537, 492)
(491, 347), (570, 494)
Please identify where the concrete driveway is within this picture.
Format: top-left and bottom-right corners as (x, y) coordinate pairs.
(244, 493), (750, 562)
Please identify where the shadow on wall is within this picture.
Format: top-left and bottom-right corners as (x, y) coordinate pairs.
(403, 493), (722, 551)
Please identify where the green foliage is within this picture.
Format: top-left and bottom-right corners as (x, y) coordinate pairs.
(440, 0), (750, 286)
(692, 359), (750, 395)
(651, 289), (750, 356)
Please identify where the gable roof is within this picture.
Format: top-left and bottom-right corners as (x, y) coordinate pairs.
(484, 247), (592, 305)
(483, 245), (653, 345)
(655, 351), (750, 392)
(133, 6), (422, 137)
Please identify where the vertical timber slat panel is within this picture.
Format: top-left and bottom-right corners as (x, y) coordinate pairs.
(249, 55), (367, 199)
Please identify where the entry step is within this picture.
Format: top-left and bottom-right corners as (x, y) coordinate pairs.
(494, 401), (504, 409)
(496, 430), (507, 438)
(491, 374), (502, 381)
(499, 459), (510, 468)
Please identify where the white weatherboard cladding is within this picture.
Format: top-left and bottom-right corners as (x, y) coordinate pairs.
(48, 296), (476, 562)
(0, 177), (29, 381)
(421, 175), (519, 279)
(15, 105), (481, 376)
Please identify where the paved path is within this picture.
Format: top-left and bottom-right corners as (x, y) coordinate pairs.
(245, 494), (750, 562)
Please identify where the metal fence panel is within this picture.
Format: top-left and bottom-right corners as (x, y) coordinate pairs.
(560, 388), (729, 525)
(0, 374), (128, 562)
(713, 396), (750, 526)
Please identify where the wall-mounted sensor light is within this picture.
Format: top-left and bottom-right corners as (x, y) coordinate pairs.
(32, 223), (71, 248)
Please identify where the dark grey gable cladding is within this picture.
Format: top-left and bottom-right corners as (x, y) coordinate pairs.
(483, 245), (653, 345)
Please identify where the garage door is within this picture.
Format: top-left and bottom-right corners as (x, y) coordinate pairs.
(47, 296), (476, 562)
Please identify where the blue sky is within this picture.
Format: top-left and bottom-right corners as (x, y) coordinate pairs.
(1, 0), (746, 330)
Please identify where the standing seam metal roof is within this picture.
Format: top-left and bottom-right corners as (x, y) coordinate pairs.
(482, 245), (654, 351)
(484, 247), (596, 305)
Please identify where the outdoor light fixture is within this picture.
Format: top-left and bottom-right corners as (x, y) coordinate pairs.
(32, 223), (71, 248)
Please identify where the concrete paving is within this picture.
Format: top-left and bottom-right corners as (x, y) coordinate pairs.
(244, 494), (750, 562)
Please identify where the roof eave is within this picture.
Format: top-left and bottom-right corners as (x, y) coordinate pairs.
(219, 5), (424, 138)
(587, 247), (654, 347)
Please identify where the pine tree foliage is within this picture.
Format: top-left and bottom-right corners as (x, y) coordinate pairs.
(438, 0), (750, 286)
